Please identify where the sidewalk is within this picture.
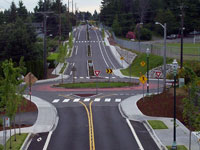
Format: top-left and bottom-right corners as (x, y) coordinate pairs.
(0, 95), (58, 145)
(119, 94), (200, 150)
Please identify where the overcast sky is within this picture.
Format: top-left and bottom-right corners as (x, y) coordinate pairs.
(0, 0), (102, 14)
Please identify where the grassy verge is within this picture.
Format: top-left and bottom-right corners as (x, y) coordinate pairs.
(148, 120), (168, 129)
(54, 82), (137, 89)
(59, 63), (67, 74)
(2, 133), (28, 150)
(47, 53), (58, 61)
(121, 53), (173, 77)
(166, 145), (187, 150)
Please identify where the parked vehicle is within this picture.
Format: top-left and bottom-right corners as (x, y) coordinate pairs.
(167, 34), (177, 39)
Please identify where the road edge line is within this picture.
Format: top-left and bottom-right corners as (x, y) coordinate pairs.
(126, 119), (144, 150)
(42, 116), (59, 150)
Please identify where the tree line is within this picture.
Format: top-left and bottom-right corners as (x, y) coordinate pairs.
(100, 0), (200, 39)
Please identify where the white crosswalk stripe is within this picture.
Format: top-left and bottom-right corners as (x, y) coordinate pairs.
(94, 98), (101, 102)
(63, 99), (70, 103)
(52, 99), (60, 103)
(115, 99), (121, 102)
(83, 98), (90, 102)
(105, 98), (111, 102)
(73, 98), (80, 102)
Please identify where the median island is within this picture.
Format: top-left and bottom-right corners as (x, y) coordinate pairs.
(54, 82), (138, 89)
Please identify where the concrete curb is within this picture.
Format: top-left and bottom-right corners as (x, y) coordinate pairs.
(143, 120), (167, 150)
(20, 133), (33, 150)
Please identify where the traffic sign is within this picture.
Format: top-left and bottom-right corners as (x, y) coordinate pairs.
(155, 71), (162, 79)
(140, 61), (146, 67)
(24, 72), (38, 86)
(94, 70), (101, 77)
(106, 69), (113, 74)
(120, 56), (124, 60)
(139, 75), (147, 84)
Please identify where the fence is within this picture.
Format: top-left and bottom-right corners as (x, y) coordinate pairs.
(112, 32), (200, 61)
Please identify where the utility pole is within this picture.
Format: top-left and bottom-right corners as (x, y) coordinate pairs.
(72, 0), (73, 14)
(68, 0), (69, 12)
(59, 0), (62, 43)
(37, 0), (54, 79)
(180, 4), (184, 69)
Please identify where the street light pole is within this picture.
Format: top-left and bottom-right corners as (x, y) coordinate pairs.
(146, 48), (150, 95)
(172, 59), (178, 150)
(155, 22), (167, 91)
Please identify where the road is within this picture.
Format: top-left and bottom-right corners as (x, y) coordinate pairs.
(28, 25), (160, 150)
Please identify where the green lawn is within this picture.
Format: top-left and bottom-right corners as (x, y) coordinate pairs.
(121, 53), (173, 77)
(47, 53), (58, 61)
(4, 133), (28, 150)
(148, 120), (168, 129)
(59, 63), (67, 74)
(154, 43), (200, 55)
(166, 145), (188, 150)
(54, 82), (137, 89)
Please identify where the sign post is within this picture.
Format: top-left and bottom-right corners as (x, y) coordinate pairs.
(72, 66), (77, 83)
(155, 71), (162, 94)
(139, 75), (147, 101)
(24, 72), (38, 102)
(106, 69), (113, 83)
(94, 70), (101, 94)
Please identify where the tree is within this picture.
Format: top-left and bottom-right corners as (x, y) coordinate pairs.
(8, 2), (17, 23)
(17, 1), (28, 21)
(112, 15), (122, 36)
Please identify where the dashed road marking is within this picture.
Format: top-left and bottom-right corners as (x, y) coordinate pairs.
(63, 99), (70, 103)
(115, 99), (121, 102)
(52, 99), (60, 103)
(84, 98), (91, 102)
(94, 98), (101, 102)
(73, 98), (80, 102)
(105, 98), (111, 102)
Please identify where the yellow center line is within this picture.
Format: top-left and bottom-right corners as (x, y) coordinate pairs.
(79, 101), (92, 150)
(89, 101), (95, 150)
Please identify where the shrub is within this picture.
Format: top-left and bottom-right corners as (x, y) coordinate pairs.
(126, 31), (136, 39)
(178, 66), (197, 84)
(140, 28), (152, 41)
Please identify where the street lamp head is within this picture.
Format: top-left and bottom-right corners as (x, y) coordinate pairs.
(172, 59), (178, 75)
(146, 48), (150, 56)
(155, 22), (159, 25)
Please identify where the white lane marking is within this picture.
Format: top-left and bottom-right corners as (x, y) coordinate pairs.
(94, 30), (109, 67)
(73, 98), (80, 102)
(112, 77), (116, 79)
(83, 98), (90, 102)
(105, 98), (111, 102)
(115, 99), (121, 102)
(80, 77), (84, 79)
(74, 77), (77, 79)
(78, 28), (81, 40)
(70, 71), (72, 76)
(126, 119), (144, 150)
(94, 98), (101, 102)
(72, 63), (75, 67)
(63, 99), (70, 103)
(86, 77), (90, 79)
(52, 99), (60, 103)
(105, 77), (109, 79)
(75, 46), (78, 55)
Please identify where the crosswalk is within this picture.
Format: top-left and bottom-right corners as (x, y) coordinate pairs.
(52, 98), (122, 104)
(75, 41), (104, 43)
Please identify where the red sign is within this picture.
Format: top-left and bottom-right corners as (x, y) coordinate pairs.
(155, 71), (162, 79)
(94, 70), (101, 77)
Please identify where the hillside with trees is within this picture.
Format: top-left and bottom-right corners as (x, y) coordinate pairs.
(100, 0), (200, 39)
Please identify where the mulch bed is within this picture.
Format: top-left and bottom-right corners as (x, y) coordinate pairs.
(0, 98), (38, 131)
(137, 89), (186, 126)
(47, 68), (58, 79)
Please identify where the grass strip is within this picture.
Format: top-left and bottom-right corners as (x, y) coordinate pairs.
(3, 133), (28, 150)
(47, 53), (58, 61)
(148, 120), (168, 129)
(59, 63), (67, 74)
(166, 145), (188, 150)
(54, 82), (138, 89)
(121, 53), (173, 77)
